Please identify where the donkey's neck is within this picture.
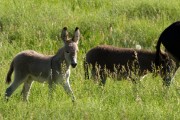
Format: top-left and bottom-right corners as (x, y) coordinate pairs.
(54, 47), (65, 62)
(52, 47), (70, 68)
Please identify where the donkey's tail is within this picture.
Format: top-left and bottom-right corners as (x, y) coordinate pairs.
(84, 57), (89, 79)
(155, 35), (163, 66)
(6, 60), (14, 84)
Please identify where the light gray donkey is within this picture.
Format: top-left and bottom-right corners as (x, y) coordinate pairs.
(5, 27), (80, 102)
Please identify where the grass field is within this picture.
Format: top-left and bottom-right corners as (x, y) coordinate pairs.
(0, 0), (180, 119)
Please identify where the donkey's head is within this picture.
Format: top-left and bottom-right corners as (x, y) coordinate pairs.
(61, 27), (80, 68)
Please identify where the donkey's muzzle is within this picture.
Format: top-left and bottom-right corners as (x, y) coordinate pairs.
(71, 63), (77, 68)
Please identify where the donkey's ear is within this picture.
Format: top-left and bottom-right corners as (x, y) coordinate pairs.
(61, 27), (69, 43)
(72, 27), (80, 43)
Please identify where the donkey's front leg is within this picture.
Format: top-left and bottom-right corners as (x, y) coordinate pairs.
(63, 69), (76, 102)
(48, 79), (56, 99)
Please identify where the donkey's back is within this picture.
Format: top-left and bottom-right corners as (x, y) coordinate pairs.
(86, 45), (156, 72)
(13, 50), (52, 79)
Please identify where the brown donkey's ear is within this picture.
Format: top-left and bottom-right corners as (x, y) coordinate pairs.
(61, 27), (69, 43)
(72, 27), (80, 43)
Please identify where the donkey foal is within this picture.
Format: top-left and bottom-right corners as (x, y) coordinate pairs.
(5, 27), (80, 102)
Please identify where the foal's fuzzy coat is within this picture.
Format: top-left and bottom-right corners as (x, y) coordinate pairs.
(5, 27), (80, 102)
(85, 45), (176, 85)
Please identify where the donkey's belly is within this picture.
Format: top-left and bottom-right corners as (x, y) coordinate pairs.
(30, 72), (64, 84)
(30, 73), (51, 83)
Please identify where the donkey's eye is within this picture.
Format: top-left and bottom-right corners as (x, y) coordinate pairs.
(66, 51), (70, 53)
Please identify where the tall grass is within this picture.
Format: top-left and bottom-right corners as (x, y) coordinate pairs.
(0, 0), (180, 119)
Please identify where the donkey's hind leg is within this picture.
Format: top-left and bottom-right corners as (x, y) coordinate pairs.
(21, 78), (33, 101)
(5, 71), (27, 100)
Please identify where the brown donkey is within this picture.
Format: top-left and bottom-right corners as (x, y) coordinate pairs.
(85, 45), (177, 86)
(5, 27), (80, 102)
